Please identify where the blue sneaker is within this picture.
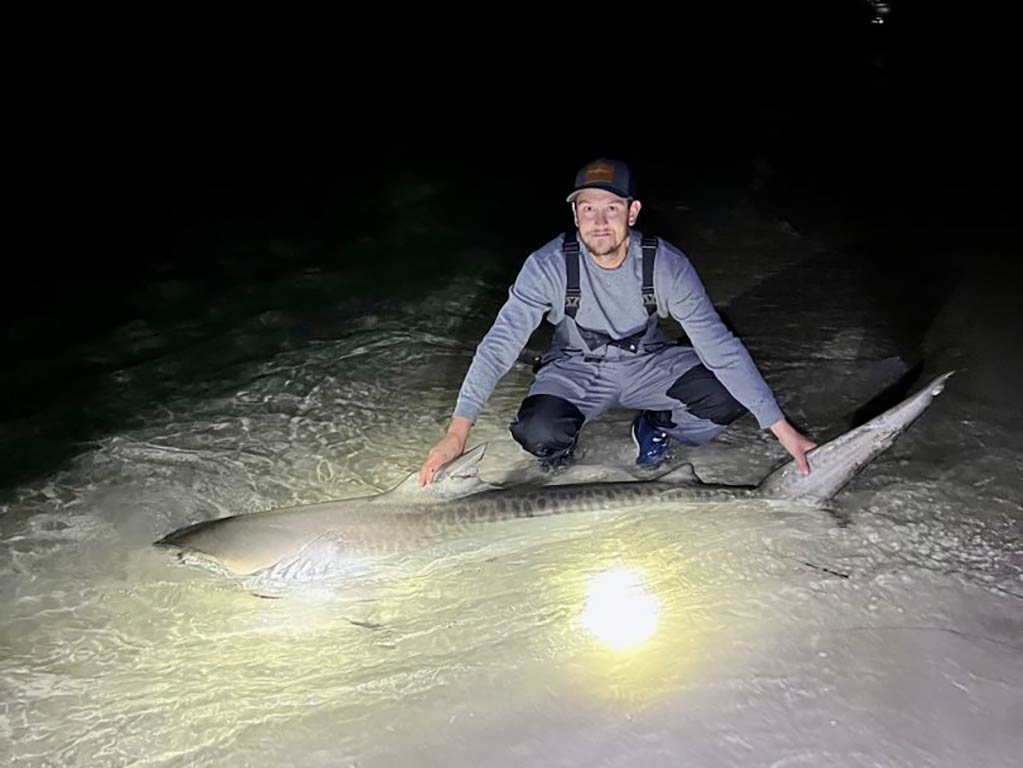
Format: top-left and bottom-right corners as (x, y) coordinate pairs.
(631, 413), (671, 467)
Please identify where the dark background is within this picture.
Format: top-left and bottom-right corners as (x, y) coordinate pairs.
(4, 2), (1018, 487)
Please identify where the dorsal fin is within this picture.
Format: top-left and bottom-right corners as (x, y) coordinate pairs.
(542, 463), (643, 485)
(434, 443), (487, 482)
(655, 463), (703, 484)
(382, 443), (491, 499)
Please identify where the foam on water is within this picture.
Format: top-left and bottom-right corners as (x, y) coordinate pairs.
(2, 198), (1021, 767)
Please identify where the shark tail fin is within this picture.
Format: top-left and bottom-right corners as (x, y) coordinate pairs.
(755, 370), (955, 506)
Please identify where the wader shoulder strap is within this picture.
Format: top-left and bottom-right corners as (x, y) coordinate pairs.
(563, 230), (581, 318)
(563, 231), (658, 318)
(641, 235), (658, 315)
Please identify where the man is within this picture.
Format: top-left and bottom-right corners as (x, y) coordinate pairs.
(419, 158), (815, 486)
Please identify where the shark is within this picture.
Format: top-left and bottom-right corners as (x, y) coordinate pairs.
(155, 371), (954, 587)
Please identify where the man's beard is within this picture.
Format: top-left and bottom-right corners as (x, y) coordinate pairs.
(583, 231), (627, 257)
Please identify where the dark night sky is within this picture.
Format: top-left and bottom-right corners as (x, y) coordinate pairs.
(8, 2), (1019, 371)
(2, 1), (1019, 491)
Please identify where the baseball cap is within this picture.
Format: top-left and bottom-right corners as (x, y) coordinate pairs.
(566, 158), (636, 203)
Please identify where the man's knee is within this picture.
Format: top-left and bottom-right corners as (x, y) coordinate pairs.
(509, 395), (585, 457)
(666, 365), (747, 425)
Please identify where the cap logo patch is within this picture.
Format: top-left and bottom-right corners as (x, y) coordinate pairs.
(584, 163), (615, 184)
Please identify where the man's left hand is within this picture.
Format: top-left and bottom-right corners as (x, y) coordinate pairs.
(770, 419), (817, 476)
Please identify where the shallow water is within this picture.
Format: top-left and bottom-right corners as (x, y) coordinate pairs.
(3, 196), (1021, 766)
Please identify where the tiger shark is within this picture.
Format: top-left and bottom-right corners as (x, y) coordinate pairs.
(155, 371), (954, 585)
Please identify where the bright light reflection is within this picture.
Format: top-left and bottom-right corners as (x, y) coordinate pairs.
(580, 567), (661, 651)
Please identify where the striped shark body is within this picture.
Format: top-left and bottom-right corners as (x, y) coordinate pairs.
(155, 371), (954, 584)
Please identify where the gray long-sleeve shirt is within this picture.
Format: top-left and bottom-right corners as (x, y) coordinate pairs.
(453, 230), (785, 429)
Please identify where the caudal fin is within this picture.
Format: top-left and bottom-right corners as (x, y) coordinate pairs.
(755, 371), (955, 505)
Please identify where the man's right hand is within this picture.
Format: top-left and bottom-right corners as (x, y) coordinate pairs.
(418, 418), (472, 486)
